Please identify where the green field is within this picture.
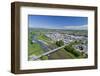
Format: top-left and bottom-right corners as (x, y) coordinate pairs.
(48, 48), (76, 59)
(28, 43), (44, 56)
(37, 32), (53, 44)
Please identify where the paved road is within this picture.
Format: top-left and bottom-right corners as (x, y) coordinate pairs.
(32, 44), (67, 60)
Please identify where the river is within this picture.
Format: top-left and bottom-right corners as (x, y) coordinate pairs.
(32, 35), (50, 52)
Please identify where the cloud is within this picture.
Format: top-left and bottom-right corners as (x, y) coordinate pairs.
(64, 25), (87, 30)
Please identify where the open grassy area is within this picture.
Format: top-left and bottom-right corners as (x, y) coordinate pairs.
(28, 42), (44, 56)
(37, 33), (53, 44)
(48, 48), (76, 59)
(28, 31), (45, 56)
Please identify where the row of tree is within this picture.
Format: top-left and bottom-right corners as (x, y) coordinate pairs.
(55, 40), (81, 57)
(64, 45), (80, 57)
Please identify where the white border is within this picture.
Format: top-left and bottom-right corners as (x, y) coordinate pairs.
(20, 6), (95, 70)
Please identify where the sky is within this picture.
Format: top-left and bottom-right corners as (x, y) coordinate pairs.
(28, 15), (88, 30)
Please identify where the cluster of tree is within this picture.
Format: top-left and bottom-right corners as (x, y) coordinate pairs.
(56, 40), (64, 47)
(81, 52), (88, 58)
(84, 53), (88, 58)
(41, 56), (48, 60)
(64, 45), (80, 57)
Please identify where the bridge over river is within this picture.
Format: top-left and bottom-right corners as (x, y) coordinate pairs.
(31, 44), (67, 60)
(30, 34), (68, 60)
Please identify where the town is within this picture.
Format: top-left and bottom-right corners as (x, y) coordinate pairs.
(45, 32), (88, 54)
(28, 29), (88, 60)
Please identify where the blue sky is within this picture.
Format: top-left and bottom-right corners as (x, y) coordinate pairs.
(28, 15), (88, 30)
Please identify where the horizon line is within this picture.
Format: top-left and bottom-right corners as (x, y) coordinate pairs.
(29, 27), (87, 30)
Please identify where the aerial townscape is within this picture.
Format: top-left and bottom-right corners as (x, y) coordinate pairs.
(28, 15), (88, 60)
(28, 28), (88, 60)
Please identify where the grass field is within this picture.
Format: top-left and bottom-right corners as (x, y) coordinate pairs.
(37, 32), (53, 44)
(28, 42), (44, 56)
(48, 48), (76, 59)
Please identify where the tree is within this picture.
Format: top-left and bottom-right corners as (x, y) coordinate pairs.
(64, 45), (80, 57)
(79, 46), (83, 50)
(84, 54), (88, 58)
(56, 40), (64, 47)
(64, 45), (75, 53)
(41, 56), (48, 60)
